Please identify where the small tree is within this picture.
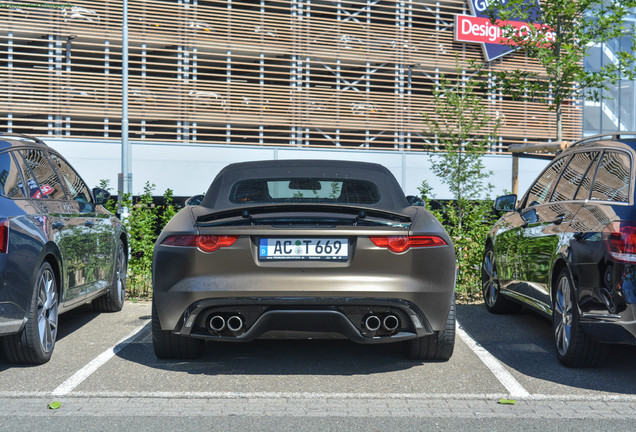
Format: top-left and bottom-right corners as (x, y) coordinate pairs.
(423, 60), (500, 225)
(485, 0), (636, 142)
(421, 60), (500, 300)
(96, 180), (184, 299)
(159, 188), (178, 229)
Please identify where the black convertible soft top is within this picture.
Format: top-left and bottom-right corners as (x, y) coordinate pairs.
(200, 159), (410, 211)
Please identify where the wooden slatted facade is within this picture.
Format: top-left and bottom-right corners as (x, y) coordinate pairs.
(0, 0), (582, 152)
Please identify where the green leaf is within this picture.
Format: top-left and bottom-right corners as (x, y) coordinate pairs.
(498, 399), (517, 405)
(48, 401), (62, 410)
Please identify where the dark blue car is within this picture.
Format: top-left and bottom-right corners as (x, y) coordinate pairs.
(0, 133), (127, 364)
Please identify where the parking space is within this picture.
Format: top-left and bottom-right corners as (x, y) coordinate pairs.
(1, 301), (635, 399)
(82, 326), (503, 395)
(0, 302), (150, 393)
(458, 304), (636, 397)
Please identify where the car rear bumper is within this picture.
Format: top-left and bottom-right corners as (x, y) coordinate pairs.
(581, 304), (636, 345)
(164, 296), (434, 343)
(0, 263), (28, 336)
(0, 303), (26, 336)
(153, 272), (455, 343)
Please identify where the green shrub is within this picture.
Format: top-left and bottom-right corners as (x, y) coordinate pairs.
(97, 180), (182, 299)
(123, 182), (157, 298)
(420, 187), (496, 302)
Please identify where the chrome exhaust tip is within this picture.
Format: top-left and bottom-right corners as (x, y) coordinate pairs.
(227, 315), (244, 332)
(209, 315), (226, 332)
(383, 314), (400, 332)
(364, 315), (382, 332)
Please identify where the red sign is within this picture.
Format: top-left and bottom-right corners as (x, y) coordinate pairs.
(455, 15), (554, 46)
(40, 184), (55, 196)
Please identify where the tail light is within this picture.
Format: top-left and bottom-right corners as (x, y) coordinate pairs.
(161, 235), (238, 253)
(0, 220), (7, 254)
(369, 235), (447, 253)
(604, 222), (636, 263)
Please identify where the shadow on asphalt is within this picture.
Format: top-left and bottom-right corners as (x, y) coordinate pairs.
(0, 303), (101, 369)
(117, 332), (436, 376)
(457, 303), (636, 394)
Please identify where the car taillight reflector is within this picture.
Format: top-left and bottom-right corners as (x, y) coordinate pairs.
(0, 220), (7, 254)
(161, 235), (238, 253)
(369, 235), (447, 253)
(604, 222), (636, 263)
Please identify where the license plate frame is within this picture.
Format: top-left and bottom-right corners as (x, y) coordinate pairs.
(258, 238), (349, 261)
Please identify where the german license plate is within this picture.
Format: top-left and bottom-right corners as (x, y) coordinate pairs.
(258, 238), (349, 261)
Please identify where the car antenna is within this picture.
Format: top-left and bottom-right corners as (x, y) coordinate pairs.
(242, 209), (254, 225)
(352, 210), (366, 226)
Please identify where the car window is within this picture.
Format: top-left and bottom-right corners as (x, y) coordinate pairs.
(525, 157), (568, 207)
(574, 152), (602, 200)
(590, 151), (631, 202)
(18, 149), (66, 200)
(551, 152), (599, 202)
(0, 151), (26, 198)
(12, 150), (42, 199)
(229, 178), (381, 205)
(47, 152), (93, 204)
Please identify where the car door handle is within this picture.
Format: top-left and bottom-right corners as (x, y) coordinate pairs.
(552, 214), (566, 225)
(84, 220), (95, 228)
(52, 221), (65, 230)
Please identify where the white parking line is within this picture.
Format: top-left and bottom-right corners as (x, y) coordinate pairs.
(51, 321), (150, 396)
(456, 319), (530, 399)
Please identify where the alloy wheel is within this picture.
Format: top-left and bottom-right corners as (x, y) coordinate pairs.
(114, 242), (127, 304)
(36, 266), (58, 353)
(554, 275), (573, 357)
(482, 249), (498, 308)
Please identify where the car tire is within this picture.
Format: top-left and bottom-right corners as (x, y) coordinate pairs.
(552, 268), (608, 368)
(482, 245), (522, 314)
(93, 239), (126, 313)
(1, 261), (58, 365)
(406, 295), (455, 361)
(151, 298), (204, 359)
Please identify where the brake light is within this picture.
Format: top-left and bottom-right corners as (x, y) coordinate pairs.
(604, 222), (636, 263)
(161, 235), (238, 253)
(196, 235), (238, 253)
(0, 220), (7, 254)
(369, 235), (447, 253)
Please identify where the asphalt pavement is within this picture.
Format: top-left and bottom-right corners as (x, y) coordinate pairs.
(0, 301), (635, 431)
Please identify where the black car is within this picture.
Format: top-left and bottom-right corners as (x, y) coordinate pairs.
(0, 133), (127, 365)
(483, 133), (636, 367)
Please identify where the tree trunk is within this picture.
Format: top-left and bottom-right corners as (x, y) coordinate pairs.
(556, 101), (563, 143)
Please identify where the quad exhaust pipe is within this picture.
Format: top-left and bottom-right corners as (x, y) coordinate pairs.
(363, 314), (400, 334)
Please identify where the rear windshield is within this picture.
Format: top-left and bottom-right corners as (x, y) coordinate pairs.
(229, 178), (380, 205)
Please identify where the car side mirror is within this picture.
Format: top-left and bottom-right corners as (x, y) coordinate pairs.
(186, 194), (204, 206)
(494, 194), (517, 212)
(406, 195), (426, 207)
(92, 187), (111, 205)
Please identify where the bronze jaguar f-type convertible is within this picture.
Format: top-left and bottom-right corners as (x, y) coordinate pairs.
(151, 160), (456, 360)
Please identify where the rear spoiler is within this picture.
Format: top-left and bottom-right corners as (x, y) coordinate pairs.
(196, 204), (412, 225)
